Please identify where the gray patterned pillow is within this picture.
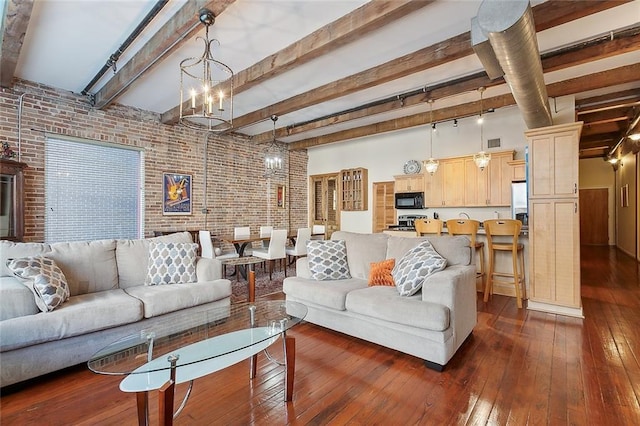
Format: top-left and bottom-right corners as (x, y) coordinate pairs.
(306, 240), (351, 281)
(392, 240), (447, 296)
(145, 242), (198, 285)
(7, 257), (70, 312)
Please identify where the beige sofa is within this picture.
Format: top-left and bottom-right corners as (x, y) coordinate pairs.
(283, 231), (477, 370)
(0, 232), (232, 387)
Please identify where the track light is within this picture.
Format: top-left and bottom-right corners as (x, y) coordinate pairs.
(453, 119), (458, 127)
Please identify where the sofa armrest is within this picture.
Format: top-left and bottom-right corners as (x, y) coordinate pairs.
(421, 265), (477, 349)
(295, 257), (311, 279)
(196, 257), (223, 282)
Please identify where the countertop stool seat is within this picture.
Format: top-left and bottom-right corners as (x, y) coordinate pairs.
(446, 219), (485, 292)
(483, 219), (526, 308)
(415, 219), (443, 236)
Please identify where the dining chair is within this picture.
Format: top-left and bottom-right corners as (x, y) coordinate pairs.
(252, 229), (288, 280)
(311, 224), (326, 240)
(415, 219), (443, 236)
(199, 230), (239, 276)
(259, 226), (273, 249)
(234, 226), (252, 255)
(446, 219), (485, 290)
(285, 227), (312, 264)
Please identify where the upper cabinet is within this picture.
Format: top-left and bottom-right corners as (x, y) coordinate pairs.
(0, 159), (27, 242)
(508, 159), (526, 181)
(340, 168), (368, 211)
(394, 174), (424, 193)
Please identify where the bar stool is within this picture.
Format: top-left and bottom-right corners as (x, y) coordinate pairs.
(483, 219), (525, 308)
(415, 219), (443, 236)
(446, 219), (485, 291)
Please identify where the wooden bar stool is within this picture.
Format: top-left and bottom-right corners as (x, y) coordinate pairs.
(446, 219), (485, 291)
(483, 219), (525, 308)
(415, 219), (443, 236)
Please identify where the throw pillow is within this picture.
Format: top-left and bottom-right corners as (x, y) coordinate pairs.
(6, 257), (70, 312)
(392, 240), (447, 296)
(306, 240), (351, 281)
(368, 258), (396, 286)
(145, 242), (198, 285)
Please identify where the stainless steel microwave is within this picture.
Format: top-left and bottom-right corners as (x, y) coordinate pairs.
(394, 192), (424, 209)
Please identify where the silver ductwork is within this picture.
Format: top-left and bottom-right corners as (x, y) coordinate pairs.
(472, 0), (552, 129)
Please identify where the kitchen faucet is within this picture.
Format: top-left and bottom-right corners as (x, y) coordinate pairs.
(459, 212), (470, 219)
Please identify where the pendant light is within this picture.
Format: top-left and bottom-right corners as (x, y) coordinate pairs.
(423, 99), (439, 175)
(264, 115), (284, 177)
(473, 87), (491, 171)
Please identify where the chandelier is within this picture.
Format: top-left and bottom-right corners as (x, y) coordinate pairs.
(179, 8), (233, 132)
(423, 99), (439, 175)
(264, 115), (285, 177)
(473, 87), (491, 170)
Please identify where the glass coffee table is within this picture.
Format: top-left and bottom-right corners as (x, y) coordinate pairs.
(88, 300), (307, 425)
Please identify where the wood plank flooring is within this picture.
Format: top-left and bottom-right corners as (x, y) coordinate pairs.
(1, 245), (639, 425)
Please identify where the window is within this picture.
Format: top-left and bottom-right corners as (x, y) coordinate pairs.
(45, 137), (144, 242)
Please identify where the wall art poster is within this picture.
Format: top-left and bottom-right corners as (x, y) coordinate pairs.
(277, 185), (286, 208)
(163, 172), (192, 215)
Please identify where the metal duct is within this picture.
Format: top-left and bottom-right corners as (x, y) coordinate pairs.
(474, 0), (552, 129)
(471, 17), (503, 80)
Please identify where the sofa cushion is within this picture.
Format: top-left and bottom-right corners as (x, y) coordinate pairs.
(392, 240), (447, 296)
(1, 241), (50, 277)
(116, 232), (194, 289)
(6, 257), (70, 312)
(48, 239), (118, 296)
(307, 240), (351, 281)
(368, 258), (395, 286)
(345, 286), (450, 331)
(386, 235), (471, 267)
(0, 276), (39, 320)
(145, 242), (198, 285)
(330, 231), (389, 279)
(0, 289), (143, 351)
(283, 277), (366, 311)
(125, 280), (232, 318)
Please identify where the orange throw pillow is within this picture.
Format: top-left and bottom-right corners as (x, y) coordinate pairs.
(368, 258), (396, 286)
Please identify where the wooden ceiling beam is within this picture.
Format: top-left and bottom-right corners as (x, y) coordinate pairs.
(92, 1), (237, 109)
(0, 0), (34, 88)
(160, 0), (433, 124)
(289, 63), (640, 150)
(580, 108), (633, 124)
(235, 0), (634, 133)
(576, 88), (640, 110)
(577, 98), (640, 115)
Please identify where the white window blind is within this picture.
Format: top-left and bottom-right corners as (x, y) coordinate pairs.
(45, 137), (144, 242)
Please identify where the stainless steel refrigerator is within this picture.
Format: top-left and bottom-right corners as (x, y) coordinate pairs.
(511, 181), (528, 225)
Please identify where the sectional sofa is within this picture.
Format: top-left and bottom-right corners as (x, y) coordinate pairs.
(283, 231), (477, 370)
(0, 232), (232, 387)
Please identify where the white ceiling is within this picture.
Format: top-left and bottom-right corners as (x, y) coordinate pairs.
(6, 0), (640, 149)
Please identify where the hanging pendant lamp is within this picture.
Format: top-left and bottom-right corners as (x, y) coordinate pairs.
(473, 87), (491, 171)
(423, 99), (439, 175)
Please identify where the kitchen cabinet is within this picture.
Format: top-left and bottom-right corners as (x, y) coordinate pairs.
(424, 168), (443, 207)
(508, 159), (526, 181)
(526, 122), (583, 318)
(0, 159), (27, 242)
(310, 173), (340, 238)
(486, 151), (515, 206)
(394, 174), (424, 193)
(340, 168), (368, 211)
(441, 158), (465, 206)
(463, 157), (489, 206)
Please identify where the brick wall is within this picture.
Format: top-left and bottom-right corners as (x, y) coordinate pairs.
(0, 80), (308, 242)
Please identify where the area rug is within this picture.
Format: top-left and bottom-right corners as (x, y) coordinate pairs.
(229, 265), (290, 302)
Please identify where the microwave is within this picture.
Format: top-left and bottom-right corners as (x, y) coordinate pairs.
(394, 192), (424, 209)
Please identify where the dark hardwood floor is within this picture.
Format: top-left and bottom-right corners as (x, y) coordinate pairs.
(1, 245), (639, 425)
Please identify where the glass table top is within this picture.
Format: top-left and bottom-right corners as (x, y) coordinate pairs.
(88, 300), (307, 377)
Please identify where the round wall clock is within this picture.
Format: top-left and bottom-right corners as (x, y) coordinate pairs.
(403, 159), (421, 174)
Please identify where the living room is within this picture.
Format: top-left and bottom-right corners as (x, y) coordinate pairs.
(2, 0), (640, 424)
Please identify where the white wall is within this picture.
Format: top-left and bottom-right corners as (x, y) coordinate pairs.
(616, 151), (638, 258)
(307, 96), (575, 232)
(579, 157), (616, 245)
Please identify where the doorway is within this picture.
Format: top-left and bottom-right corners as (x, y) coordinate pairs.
(579, 188), (608, 245)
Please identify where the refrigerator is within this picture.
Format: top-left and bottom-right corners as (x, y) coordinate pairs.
(511, 181), (528, 225)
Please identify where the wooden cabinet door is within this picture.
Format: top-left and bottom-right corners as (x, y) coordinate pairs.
(394, 175), (424, 193)
(464, 157), (489, 206)
(424, 168), (443, 207)
(442, 159), (464, 206)
(487, 152), (514, 206)
(310, 174), (339, 238)
(372, 181), (396, 233)
(529, 198), (581, 308)
(527, 124), (580, 199)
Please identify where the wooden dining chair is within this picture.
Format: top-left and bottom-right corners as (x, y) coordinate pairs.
(415, 219), (443, 236)
(483, 219), (525, 308)
(252, 229), (288, 280)
(446, 219), (485, 290)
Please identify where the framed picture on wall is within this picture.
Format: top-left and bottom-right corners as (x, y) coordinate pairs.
(621, 184), (629, 208)
(277, 185), (286, 209)
(163, 172), (192, 215)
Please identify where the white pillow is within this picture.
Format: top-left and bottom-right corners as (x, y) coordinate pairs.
(6, 257), (70, 312)
(306, 240), (351, 281)
(392, 240), (447, 296)
(145, 242), (198, 285)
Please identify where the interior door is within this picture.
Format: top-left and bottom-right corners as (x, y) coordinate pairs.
(579, 188), (608, 245)
(372, 181), (396, 233)
(310, 173), (339, 239)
